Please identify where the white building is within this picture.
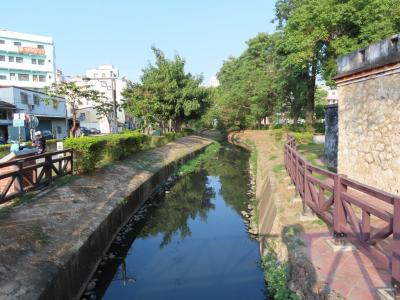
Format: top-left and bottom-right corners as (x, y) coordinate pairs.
(0, 30), (56, 88)
(69, 65), (131, 133)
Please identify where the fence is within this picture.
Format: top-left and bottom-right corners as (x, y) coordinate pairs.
(0, 149), (73, 204)
(284, 135), (400, 292)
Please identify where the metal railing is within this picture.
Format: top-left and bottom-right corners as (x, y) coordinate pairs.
(0, 149), (73, 204)
(284, 135), (400, 292)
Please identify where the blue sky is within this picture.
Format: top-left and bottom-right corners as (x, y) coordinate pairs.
(2, 1), (276, 84)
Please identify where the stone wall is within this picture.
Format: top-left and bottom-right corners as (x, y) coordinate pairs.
(324, 104), (338, 168)
(337, 72), (400, 195)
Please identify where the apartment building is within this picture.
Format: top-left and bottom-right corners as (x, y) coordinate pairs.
(70, 65), (133, 133)
(0, 30), (56, 88)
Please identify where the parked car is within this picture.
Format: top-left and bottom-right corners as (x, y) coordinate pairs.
(42, 130), (54, 140)
(89, 128), (101, 134)
(80, 127), (91, 136)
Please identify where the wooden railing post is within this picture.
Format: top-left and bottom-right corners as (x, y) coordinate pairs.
(17, 161), (24, 193)
(393, 197), (400, 296)
(70, 150), (74, 174)
(333, 174), (346, 244)
(45, 154), (52, 184)
(302, 163), (314, 216)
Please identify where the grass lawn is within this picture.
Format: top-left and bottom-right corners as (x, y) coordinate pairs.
(297, 143), (337, 173)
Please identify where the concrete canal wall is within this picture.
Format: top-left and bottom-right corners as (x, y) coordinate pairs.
(0, 135), (212, 300)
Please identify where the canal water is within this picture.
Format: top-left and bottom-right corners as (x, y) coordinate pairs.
(86, 144), (266, 300)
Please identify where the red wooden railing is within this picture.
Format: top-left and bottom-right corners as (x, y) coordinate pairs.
(0, 149), (73, 204)
(284, 135), (400, 292)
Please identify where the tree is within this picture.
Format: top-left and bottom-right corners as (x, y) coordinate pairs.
(216, 32), (284, 129)
(122, 47), (210, 133)
(45, 82), (102, 137)
(92, 96), (121, 133)
(274, 0), (400, 125)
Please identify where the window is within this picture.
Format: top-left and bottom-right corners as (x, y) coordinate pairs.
(48, 59), (51, 63)
(8, 56), (14, 62)
(0, 75), (6, 80)
(48, 75), (52, 79)
(33, 75), (38, 82)
(93, 73), (97, 78)
(38, 59), (45, 65)
(52, 99), (59, 109)
(39, 75), (46, 82)
(101, 73), (106, 78)
(10, 73), (15, 80)
(37, 45), (44, 49)
(33, 94), (41, 106)
(20, 92), (29, 104)
(0, 40), (4, 44)
(0, 55), (5, 61)
(57, 126), (62, 134)
(14, 41), (21, 46)
(31, 58), (37, 64)
(16, 57), (23, 63)
(18, 74), (29, 81)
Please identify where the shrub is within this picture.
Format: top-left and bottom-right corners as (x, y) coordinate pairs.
(262, 252), (299, 300)
(271, 129), (285, 141)
(104, 132), (149, 161)
(64, 137), (107, 174)
(65, 130), (189, 174)
(290, 132), (313, 144)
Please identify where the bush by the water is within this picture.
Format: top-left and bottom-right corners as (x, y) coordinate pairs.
(65, 131), (189, 174)
(262, 252), (299, 300)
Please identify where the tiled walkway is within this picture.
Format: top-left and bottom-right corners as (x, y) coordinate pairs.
(301, 230), (392, 299)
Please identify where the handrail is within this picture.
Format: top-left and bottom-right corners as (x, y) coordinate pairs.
(283, 134), (399, 293)
(0, 149), (73, 204)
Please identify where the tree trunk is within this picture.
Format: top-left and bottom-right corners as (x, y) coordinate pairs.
(305, 62), (317, 127)
(71, 112), (77, 137)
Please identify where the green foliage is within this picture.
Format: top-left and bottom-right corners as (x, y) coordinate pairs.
(262, 252), (299, 299)
(290, 132), (313, 144)
(122, 47), (210, 132)
(216, 33), (283, 130)
(44, 81), (102, 136)
(65, 130), (192, 174)
(213, 0), (400, 129)
(103, 132), (150, 162)
(64, 136), (107, 174)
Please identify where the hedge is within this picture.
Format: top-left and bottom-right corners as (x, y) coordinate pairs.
(64, 137), (107, 174)
(65, 131), (189, 174)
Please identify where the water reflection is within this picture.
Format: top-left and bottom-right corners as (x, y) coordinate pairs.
(93, 144), (266, 300)
(139, 171), (215, 248)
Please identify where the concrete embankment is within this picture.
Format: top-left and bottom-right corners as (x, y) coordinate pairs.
(229, 131), (333, 299)
(0, 135), (212, 300)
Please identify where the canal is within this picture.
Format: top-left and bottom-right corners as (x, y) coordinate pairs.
(83, 144), (266, 300)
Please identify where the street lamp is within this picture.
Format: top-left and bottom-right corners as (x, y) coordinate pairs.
(82, 73), (118, 134)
